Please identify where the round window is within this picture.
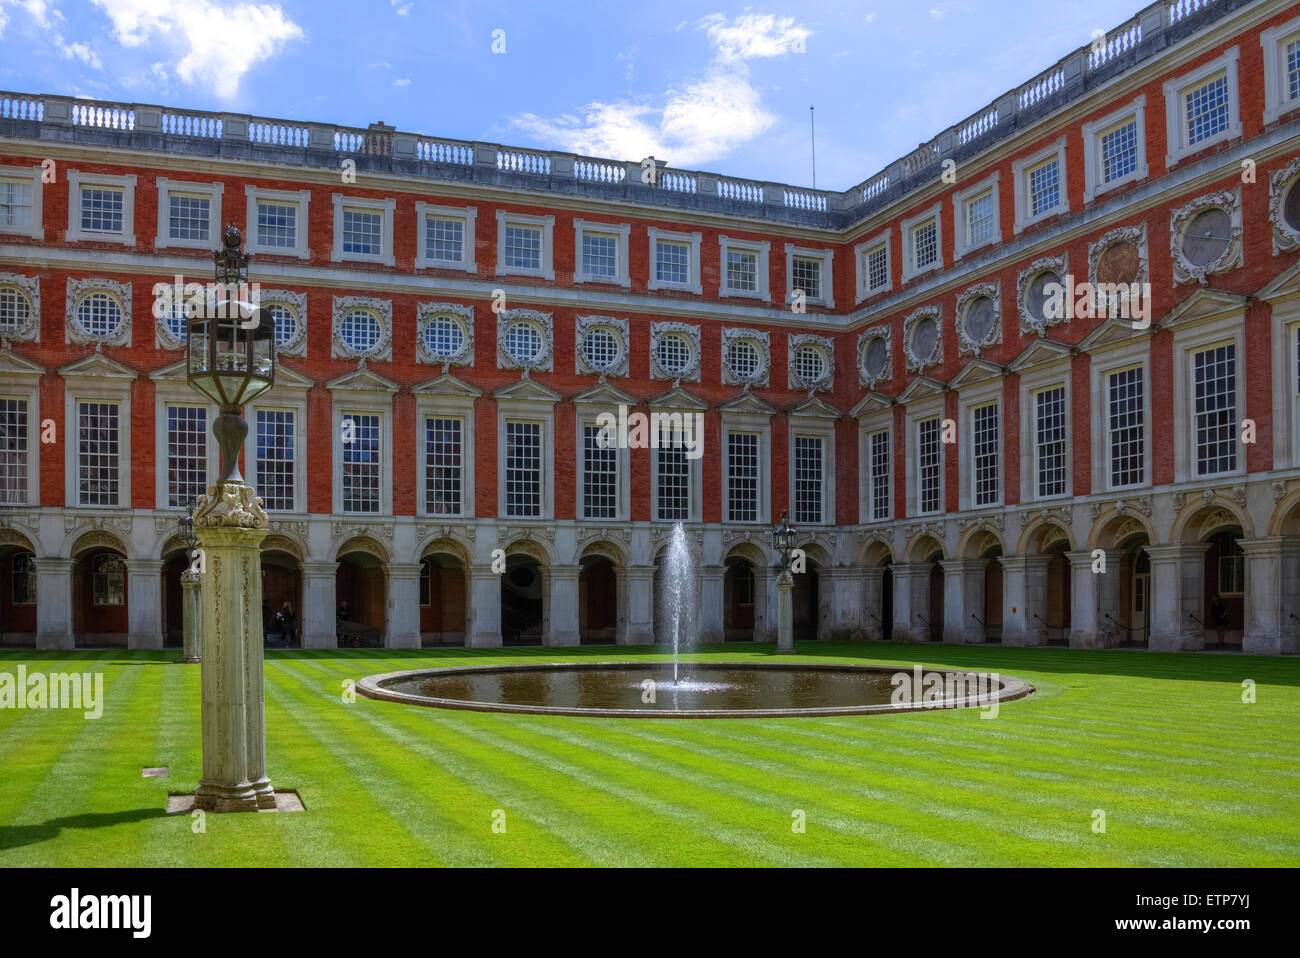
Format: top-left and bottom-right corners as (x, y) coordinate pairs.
(162, 300), (189, 343)
(862, 337), (888, 379)
(1180, 207), (1231, 267)
(962, 296), (997, 343)
(656, 333), (691, 374)
(581, 326), (619, 371)
(266, 303), (297, 349)
(76, 292), (124, 338)
(910, 316), (938, 363)
(1094, 239), (1141, 287)
(793, 344), (826, 385)
(504, 321), (543, 364)
(1286, 180), (1300, 233)
(0, 286), (32, 332)
(1025, 269), (1064, 323)
(423, 314), (465, 360)
(339, 308), (382, 354)
(727, 339), (761, 380)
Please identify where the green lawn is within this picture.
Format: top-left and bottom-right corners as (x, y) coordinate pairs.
(1, 643), (1297, 867)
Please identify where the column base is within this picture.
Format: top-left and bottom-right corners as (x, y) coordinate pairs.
(194, 779), (261, 814)
(1068, 631), (1100, 650)
(182, 654), (201, 664)
(36, 634), (74, 651)
(250, 777), (278, 810)
(1242, 633), (1297, 655)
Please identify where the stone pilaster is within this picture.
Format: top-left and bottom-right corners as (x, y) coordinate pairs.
(940, 558), (987, 644)
(1000, 555), (1049, 647)
(386, 562), (422, 649)
(890, 562), (931, 643)
(546, 565), (580, 646)
(621, 565), (655, 645)
(125, 558), (164, 650)
(860, 566), (886, 641)
(1240, 537), (1300, 655)
(467, 563), (502, 647)
(1146, 543), (1209, 652)
(181, 569), (201, 663)
(826, 566), (862, 641)
(697, 564), (725, 644)
(34, 557), (74, 650)
(1066, 550), (1100, 648)
(300, 561), (339, 649)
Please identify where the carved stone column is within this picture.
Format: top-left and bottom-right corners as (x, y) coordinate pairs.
(181, 569), (201, 663)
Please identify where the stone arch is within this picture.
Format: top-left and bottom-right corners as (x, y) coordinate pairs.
(70, 529), (128, 558)
(723, 540), (769, 568)
(579, 538), (626, 566)
(903, 532), (945, 563)
(333, 535), (390, 564)
(957, 526), (1005, 560)
(0, 528), (37, 554)
(856, 537), (893, 567)
(417, 535), (471, 568)
(1267, 487), (1300, 536)
(1087, 509), (1157, 550)
(1171, 498), (1254, 544)
(1017, 517), (1076, 555)
(262, 531), (306, 562)
(502, 536), (551, 565)
(795, 541), (832, 569)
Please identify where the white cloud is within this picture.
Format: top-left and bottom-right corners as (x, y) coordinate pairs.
(391, 0), (412, 14)
(864, 14), (875, 24)
(393, 77), (410, 87)
(510, 11), (802, 168)
(0, 1), (101, 67)
(89, 0), (304, 98)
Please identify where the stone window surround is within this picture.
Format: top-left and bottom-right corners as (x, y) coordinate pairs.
(0, 373), (40, 506)
(1172, 321), (1246, 485)
(63, 376), (132, 511)
(495, 210), (555, 281)
(717, 235), (771, 301)
(787, 417), (836, 526)
(900, 202), (943, 283)
(1089, 343), (1152, 495)
(951, 171), (1001, 261)
(0, 164), (44, 240)
(857, 413), (892, 525)
(784, 243), (835, 308)
(153, 388), (219, 509)
(905, 396), (945, 519)
(646, 227), (702, 294)
(258, 289), (309, 358)
(573, 219), (631, 288)
(854, 228), (892, 302)
(66, 170), (136, 246)
(65, 277), (132, 347)
(331, 295), (393, 361)
(573, 406), (631, 522)
(957, 377), (1004, 512)
(154, 177), (224, 251)
(574, 314), (629, 378)
(857, 324), (893, 388)
(649, 320), (702, 383)
(245, 185), (311, 259)
(1271, 299), (1300, 470)
(721, 413), (772, 526)
(416, 302), (475, 368)
(1018, 361), (1073, 504)
(414, 202), (477, 272)
(1262, 16), (1300, 124)
(720, 326), (771, 388)
(247, 396), (309, 515)
(1011, 136), (1069, 234)
(497, 400), (557, 521)
(331, 194), (396, 267)
(330, 394), (394, 516)
(0, 270), (39, 342)
(1162, 46), (1242, 170)
(415, 393), (476, 519)
(787, 332), (835, 392)
(1081, 95), (1149, 203)
(497, 308), (554, 372)
(649, 398), (705, 524)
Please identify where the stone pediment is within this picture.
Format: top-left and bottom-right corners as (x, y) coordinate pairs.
(326, 367), (399, 393)
(895, 375), (946, 404)
(1007, 338), (1073, 373)
(0, 347), (45, 380)
(786, 395), (842, 419)
(717, 390), (777, 416)
(492, 376), (562, 403)
(849, 391), (893, 418)
(946, 358), (1003, 389)
(148, 359), (189, 383)
(1075, 314), (1154, 354)
(411, 371), (482, 399)
(1160, 287), (1247, 330)
(647, 385), (708, 410)
(266, 363), (316, 390)
(572, 381), (638, 406)
(58, 352), (138, 381)
(1256, 259), (1300, 304)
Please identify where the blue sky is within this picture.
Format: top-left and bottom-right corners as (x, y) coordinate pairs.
(0, 0), (1150, 190)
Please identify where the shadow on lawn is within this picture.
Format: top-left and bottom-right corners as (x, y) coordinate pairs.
(0, 807), (168, 852)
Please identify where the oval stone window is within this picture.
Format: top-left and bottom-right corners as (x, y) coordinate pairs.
(962, 296), (997, 344)
(910, 315), (939, 364)
(1180, 207), (1231, 267)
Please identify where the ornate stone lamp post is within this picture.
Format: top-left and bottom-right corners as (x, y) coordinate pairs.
(187, 224), (277, 812)
(178, 507), (202, 664)
(773, 509), (797, 654)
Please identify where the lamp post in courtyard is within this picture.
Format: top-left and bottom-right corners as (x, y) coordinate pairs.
(178, 508), (202, 664)
(773, 509), (797, 654)
(186, 224), (277, 812)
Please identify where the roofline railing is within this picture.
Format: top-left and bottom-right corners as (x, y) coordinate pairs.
(0, 0), (1254, 230)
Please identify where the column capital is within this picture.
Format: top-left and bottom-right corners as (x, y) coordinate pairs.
(1065, 549), (1098, 568)
(301, 561), (340, 576)
(998, 554), (1049, 572)
(1145, 542), (1209, 561)
(1236, 536), (1287, 556)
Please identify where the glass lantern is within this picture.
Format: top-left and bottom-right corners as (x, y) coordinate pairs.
(773, 509), (797, 570)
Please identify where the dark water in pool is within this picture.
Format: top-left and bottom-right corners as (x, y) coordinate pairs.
(381, 664), (1000, 713)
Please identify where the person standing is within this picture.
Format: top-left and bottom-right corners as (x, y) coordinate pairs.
(279, 601), (295, 647)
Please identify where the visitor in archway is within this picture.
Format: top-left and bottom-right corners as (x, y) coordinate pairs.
(278, 601), (295, 647)
(1210, 593), (1228, 647)
(337, 600), (351, 624)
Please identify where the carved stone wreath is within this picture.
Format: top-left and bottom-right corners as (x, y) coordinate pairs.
(649, 320), (701, 383)
(416, 302), (475, 367)
(497, 308), (554, 372)
(66, 277), (132, 347)
(857, 325), (892, 389)
(903, 305), (943, 373)
(0, 271), (39, 344)
(1016, 254), (1068, 337)
(331, 296), (392, 361)
(788, 333), (834, 392)
(720, 327), (770, 387)
(1088, 223), (1149, 290)
(955, 280), (1002, 357)
(259, 289), (308, 357)
(1170, 187), (1243, 285)
(1269, 155), (1300, 256)
(574, 314), (628, 377)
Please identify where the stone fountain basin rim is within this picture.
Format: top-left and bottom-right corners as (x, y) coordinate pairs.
(355, 661), (1036, 719)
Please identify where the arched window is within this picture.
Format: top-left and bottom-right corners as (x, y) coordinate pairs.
(1212, 531), (1244, 596)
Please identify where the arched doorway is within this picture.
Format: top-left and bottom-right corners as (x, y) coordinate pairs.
(724, 555), (757, 641)
(501, 553), (543, 645)
(926, 554), (944, 642)
(0, 532), (37, 647)
(160, 543), (189, 649)
(579, 555), (617, 645)
(420, 545), (468, 646)
(858, 540), (893, 642)
(72, 545), (129, 647)
(793, 562), (819, 641)
(1203, 528), (1244, 648)
(261, 540), (303, 647)
(880, 561), (894, 641)
(335, 542), (387, 647)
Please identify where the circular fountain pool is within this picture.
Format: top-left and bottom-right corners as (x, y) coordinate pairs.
(356, 662), (1034, 718)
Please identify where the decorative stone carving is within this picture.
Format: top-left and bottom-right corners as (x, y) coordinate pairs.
(788, 333), (834, 392)
(574, 314), (629, 377)
(1269, 156), (1300, 256)
(331, 295), (392, 361)
(1088, 223), (1149, 291)
(66, 277), (132, 347)
(955, 280), (1002, 357)
(575, 525), (632, 545)
(497, 308), (554, 372)
(1173, 492), (1187, 512)
(857, 325), (891, 389)
(193, 482), (268, 530)
(1273, 480), (1291, 504)
(65, 514), (132, 536)
(259, 289), (308, 357)
(720, 327), (770, 387)
(416, 302), (474, 367)
(1230, 485), (1248, 508)
(1016, 254), (1068, 337)
(903, 305), (943, 373)
(496, 525), (556, 544)
(1170, 187), (1243, 285)
(330, 521), (394, 552)
(0, 271), (39, 343)
(648, 320), (701, 383)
